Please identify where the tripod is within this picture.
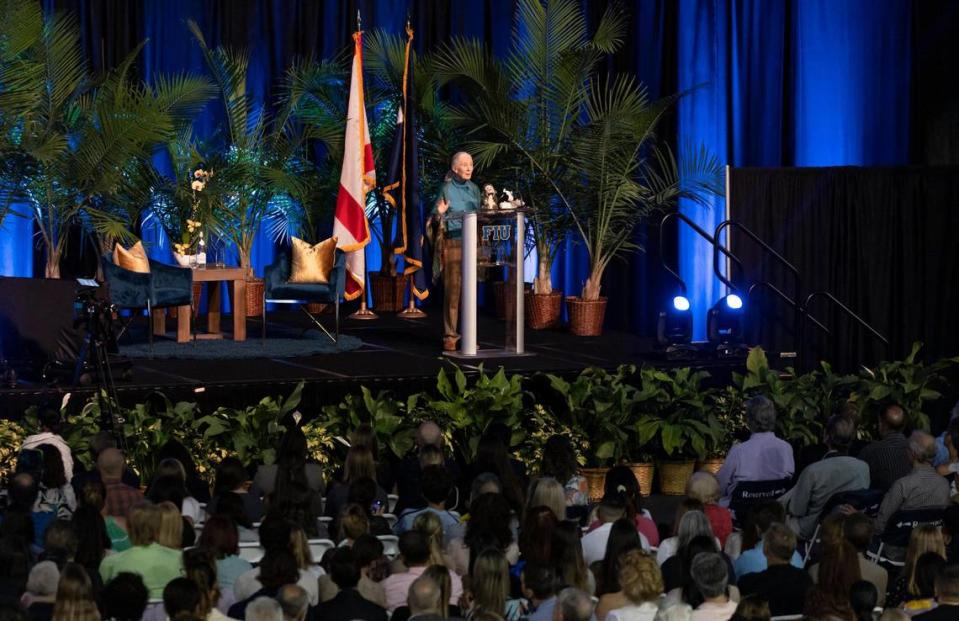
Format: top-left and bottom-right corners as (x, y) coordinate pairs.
(70, 295), (126, 451)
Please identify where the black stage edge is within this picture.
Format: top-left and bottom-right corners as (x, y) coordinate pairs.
(0, 310), (758, 418)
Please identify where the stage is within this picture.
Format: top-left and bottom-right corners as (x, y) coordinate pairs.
(0, 308), (751, 418)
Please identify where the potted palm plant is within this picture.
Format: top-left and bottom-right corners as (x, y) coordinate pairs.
(432, 0), (630, 330)
(0, 4), (213, 278)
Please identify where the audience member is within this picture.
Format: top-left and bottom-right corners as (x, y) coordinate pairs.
(539, 436), (588, 508)
(395, 465), (463, 543)
(803, 538), (860, 619)
(41, 519), (77, 568)
(728, 596), (768, 621)
(0, 535), (32, 603)
(551, 521), (595, 594)
(887, 524), (946, 607)
(244, 597), (282, 621)
(733, 502), (803, 579)
(849, 580), (877, 621)
(51, 563), (99, 621)
(97, 449), (144, 521)
(211, 492), (259, 542)
(228, 549), (299, 619)
(468, 548), (525, 621)
(21, 561), (58, 621)
(716, 396), (794, 506)
(196, 514), (253, 591)
(656, 500), (705, 566)
(654, 604), (693, 621)
(289, 525), (319, 580)
(77, 480), (129, 552)
(276, 584), (309, 621)
(70, 432), (139, 496)
(392, 564), (463, 621)
(601, 467), (659, 548)
(780, 414), (870, 540)
(254, 427), (325, 497)
(98, 572), (149, 621)
(338, 503), (372, 545)
(657, 508), (712, 566)
(343, 477), (393, 537)
(406, 574), (445, 621)
(594, 519), (643, 596)
(156, 500), (185, 549)
(943, 504), (959, 564)
(527, 478), (567, 525)
(149, 458), (204, 524)
(686, 553), (736, 621)
(871, 431), (950, 560)
(594, 549), (662, 621)
(208, 457), (263, 523)
(34, 444), (77, 521)
(685, 473), (730, 549)
(736, 523), (811, 617)
(914, 563), (959, 620)
(903, 552), (946, 614)
(857, 403), (912, 492)
(98, 503), (182, 599)
(469, 432), (527, 514)
(394, 421), (461, 516)
(71, 505), (112, 586)
(313, 547), (388, 621)
(182, 547), (228, 621)
(555, 588), (595, 621)
(519, 506), (559, 566)
(326, 445), (388, 521)
(412, 511), (453, 570)
(232, 517), (319, 606)
(383, 531), (462, 611)
(808, 513), (887, 606)
(21, 408), (74, 481)
(585, 497), (647, 566)
(163, 577), (204, 621)
(450, 492), (518, 576)
(521, 563), (559, 621)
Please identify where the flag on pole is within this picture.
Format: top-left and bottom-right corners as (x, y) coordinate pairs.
(387, 23), (429, 300)
(333, 30), (376, 301)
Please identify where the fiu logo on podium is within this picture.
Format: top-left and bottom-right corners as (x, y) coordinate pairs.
(481, 224), (512, 242)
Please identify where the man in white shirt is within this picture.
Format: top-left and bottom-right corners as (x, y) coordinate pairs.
(21, 407), (74, 480)
(581, 497), (649, 565)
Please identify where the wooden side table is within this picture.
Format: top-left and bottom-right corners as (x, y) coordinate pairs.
(166, 266), (248, 342)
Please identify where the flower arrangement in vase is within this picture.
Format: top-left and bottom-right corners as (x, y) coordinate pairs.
(172, 168), (213, 267)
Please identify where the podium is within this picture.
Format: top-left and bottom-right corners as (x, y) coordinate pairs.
(445, 209), (531, 358)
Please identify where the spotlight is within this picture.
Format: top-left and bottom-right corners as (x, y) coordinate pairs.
(658, 295), (697, 360)
(707, 293), (748, 358)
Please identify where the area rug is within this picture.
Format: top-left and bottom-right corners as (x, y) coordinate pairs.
(118, 331), (363, 359)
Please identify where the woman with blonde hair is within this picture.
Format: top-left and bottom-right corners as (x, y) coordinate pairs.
(886, 524), (946, 607)
(684, 472), (732, 548)
(52, 562), (100, 621)
(467, 548), (524, 621)
(527, 478), (566, 523)
(414, 511), (449, 568)
(326, 445), (389, 519)
(99, 502), (182, 598)
(595, 549), (664, 621)
(290, 525), (319, 577)
(157, 501), (185, 549)
(182, 547), (229, 621)
(338, 503), (371, 545)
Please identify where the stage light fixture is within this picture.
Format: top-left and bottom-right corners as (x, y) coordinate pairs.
(707, 293), (748, 358)
(658, 295), (697, 360)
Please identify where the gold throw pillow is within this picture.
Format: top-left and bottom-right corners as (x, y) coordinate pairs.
(113, 241), (151, 273)
(289, 236), (337, 284)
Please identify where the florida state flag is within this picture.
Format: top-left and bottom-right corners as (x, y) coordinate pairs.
(333, 30), (376, 301)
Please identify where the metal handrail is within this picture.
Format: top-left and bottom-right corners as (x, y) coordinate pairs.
(803, 290), (889, 346)
(659, 212), (717, 295)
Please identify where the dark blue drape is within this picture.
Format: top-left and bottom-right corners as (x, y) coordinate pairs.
(0, 0), (942, 340)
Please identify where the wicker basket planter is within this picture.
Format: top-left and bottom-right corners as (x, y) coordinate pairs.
(627, 463), (655, 497)
(567, 296), (607, 336)
(245, 278), (264, 317)
(370, 273), (408, 312)
(658, 460), (696, 495)
(698, 458), (725, 475)
(579, 467), (609, 503)
(525, 291), (563, 329)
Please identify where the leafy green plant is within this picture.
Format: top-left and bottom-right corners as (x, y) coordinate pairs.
(546, 365), (637, 466)
(320, 386), (418, 461)
(421, 365), (527, 462)
(0, 418), (26, 478)
(851, 342), (959, 434)
(633, 367), (718, 461)
(207, 382), (304, 467)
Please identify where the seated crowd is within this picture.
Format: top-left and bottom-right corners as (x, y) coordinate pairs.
(2, 397), (959, 621)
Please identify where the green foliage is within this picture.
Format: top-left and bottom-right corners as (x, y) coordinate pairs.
(320, 386), (417, 461)
(633, 367), (719, 460)
(545, 365), (636, 466)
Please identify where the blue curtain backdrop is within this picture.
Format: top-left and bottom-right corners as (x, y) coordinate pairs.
(0, 0), (941, 337)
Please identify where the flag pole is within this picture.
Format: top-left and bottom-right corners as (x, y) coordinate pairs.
(348, 9), (377, 321)
(399, 13), (426, 320)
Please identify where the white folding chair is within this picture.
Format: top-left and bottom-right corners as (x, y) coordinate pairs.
(238, 541), (265, 564)
(308, 538), (335, 562)
(387, 494), (399, 513)
(378, 534), (400, 560)
(383, 513), (398, 529)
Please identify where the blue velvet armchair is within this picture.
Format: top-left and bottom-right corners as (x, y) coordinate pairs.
(101, 254), (193, 345)
(262, 249), (346, 343)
